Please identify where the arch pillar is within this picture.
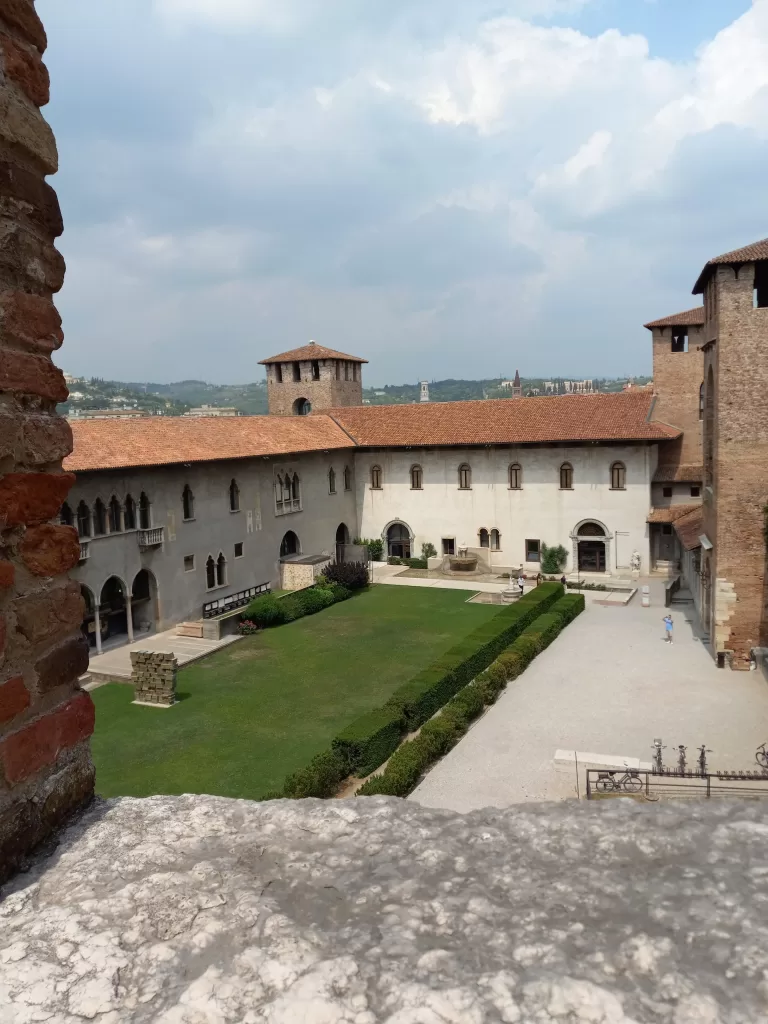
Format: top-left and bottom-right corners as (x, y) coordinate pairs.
(94, 603), (102, 655)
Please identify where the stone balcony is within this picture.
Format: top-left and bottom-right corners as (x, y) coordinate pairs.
(78, 541), (90, 562)
(1, 796), (766, 1021)
(137, 526), (164, 549)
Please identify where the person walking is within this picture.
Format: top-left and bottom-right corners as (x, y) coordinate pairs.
(663, 614), (674, 644)
(517, 573), (525, 598)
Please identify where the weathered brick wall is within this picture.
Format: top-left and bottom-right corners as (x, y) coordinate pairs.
(131, 651), (177, 706)
(0, 0), (94, 884)
(705, 263), (768, 667)
(266, 359), (363, 415)
(651, 324), (704, 470)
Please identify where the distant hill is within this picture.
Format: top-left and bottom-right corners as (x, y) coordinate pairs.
(59, 375), (650, 418)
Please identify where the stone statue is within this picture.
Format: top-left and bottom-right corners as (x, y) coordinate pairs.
(631, 550), (641, 572)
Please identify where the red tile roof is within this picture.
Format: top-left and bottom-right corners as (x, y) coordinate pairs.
(674, 506), (704, 551)
(693, 238), (768, 294)
(653, 464), (703, 483)
(644, 307), (705, 329)
(329, 391), (679, 448)
(259, 342), (367, 365)
(646, 503), (700, 525)
(65, 415), (354, 472)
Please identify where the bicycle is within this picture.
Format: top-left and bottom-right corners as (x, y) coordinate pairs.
(697, 745), (712, 775)
(756, 744), (768, 772)
(594, 770), (644, 794)
(677, 744), (687, 773)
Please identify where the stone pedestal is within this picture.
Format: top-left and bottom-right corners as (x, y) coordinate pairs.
(131, 651), (178, 706)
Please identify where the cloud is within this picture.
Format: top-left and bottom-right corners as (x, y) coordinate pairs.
(38, 0), (768, 384)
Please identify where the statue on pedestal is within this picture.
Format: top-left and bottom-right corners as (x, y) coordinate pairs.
(631, 550), (641, 576)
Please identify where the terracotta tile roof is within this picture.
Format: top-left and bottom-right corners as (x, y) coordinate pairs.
(653, 464), (703, 483)
(328, 391), (680, 448)
(693, 238), (768, 293)
(674, 506), (704, 551)
(65, 415), (355, 472)
(646, 503), (700, 525)
(644, 307), (705, 329)
(259, 342), (367, 365)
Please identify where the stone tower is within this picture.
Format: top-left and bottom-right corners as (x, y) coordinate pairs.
(644, 306), (705, 477)
(511, 370), (522, 399)
(259, 341), (367, 416)
(420, 381), (430, 403)
(695, 239), (768, 668)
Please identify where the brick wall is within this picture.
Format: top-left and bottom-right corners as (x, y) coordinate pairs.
(0, 0), (94, 883)
(703, 263), (768, 667)
(266, 359), (363, 415)
(651, 324), (704, 470)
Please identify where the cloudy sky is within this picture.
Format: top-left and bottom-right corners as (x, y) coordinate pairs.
(39, 0), (766, 385)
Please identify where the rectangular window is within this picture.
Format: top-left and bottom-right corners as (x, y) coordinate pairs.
(690, 486), (700, 498)
(184, 555), (195, 572)
(525, 539), (541, 562)
(442, 538), (455, 555)
(311, 360), (320, 381)
(671, 331), (688, 353)
(662, 486), (673, 498)
(234, 542), (243, 558)
(336, 361), (341, 380)
(662, 524), (673, 536)
(344, 361), (350, 381)
(275, 363), (283, 383)
(292, 362), (301, 382)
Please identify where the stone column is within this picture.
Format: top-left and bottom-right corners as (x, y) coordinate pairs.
(0, 0), (94, 885)
(126, 593), (134, 643)
(93, 603), (102, 655)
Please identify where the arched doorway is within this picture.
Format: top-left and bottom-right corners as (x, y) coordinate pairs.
(99, 576), (129, 644)
(386, 522), (412, 560)
(132, 569), (159, 636)
(574, 520), (609, 573)
(336, 522), (350, 563)
(280, 530), (300, 558)
(293, 397), (312, 416)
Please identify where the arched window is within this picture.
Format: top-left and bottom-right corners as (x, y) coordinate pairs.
(283, 474), (293, 507)
(93, 498), (107, 536)
(138, 492), (151, 530)
(291, 473), (301, 506)
(275, 474), (284, 512)
(559, 463), (573, 490)
(479, 528), (489, 548)
(216, 552), (227, 587)
(509, 463), (522, 490)
(610, 462), (626, 490)
(280, 530), (300, 557)
(77, 501), (91, 538)
(458, 464), (471, 490)
(328, 468), (336, 494)
(124, 494), (136, 530)
(343, 466), (352, 491)
(206, 555), (216, 589)
(229, 478), (240, 512)
(370, 465), (382, 489)
(182, 485), (194, 520)
(293, 398), (311, 416)
(699, 381), (704, 421)
(410, 464), (423, 490)
(490, 529), (501, 551)
(60, 502), (74, 527)
(108, 495), (122, 532)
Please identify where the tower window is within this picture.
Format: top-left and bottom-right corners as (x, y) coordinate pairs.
(292, 361), (301, 382)
(336, 361), (341, 380)
(311, 360), (320, 381)
(275, 363), (283, 383)
(671, 330), (688, 353)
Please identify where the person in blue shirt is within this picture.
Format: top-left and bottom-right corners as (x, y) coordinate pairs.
(663, 614), (674, 644)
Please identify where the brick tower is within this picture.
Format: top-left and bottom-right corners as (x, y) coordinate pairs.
(695, 239), (768, 667)
(259, 341), (367, 416)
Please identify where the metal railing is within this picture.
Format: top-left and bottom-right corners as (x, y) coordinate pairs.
(586, 768), (768, 801)
(202, 581), (271, 619)
(137, 527), (164, 548)
(78, 542), (90, 562)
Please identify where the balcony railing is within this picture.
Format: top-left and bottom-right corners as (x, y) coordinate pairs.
(275, 498), (302, 516)
(78, 542), (90, 562)
(202, 582), (271, 619)
(137, 527), (164, 549)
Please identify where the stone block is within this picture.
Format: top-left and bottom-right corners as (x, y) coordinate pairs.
(0, 33), (50, 107)
(0, 471), (75, 527)
(1, 0), (48, 53)
(0, 348), (67, 401)
(0, 675), (29, 725)
(0, 561), (15, 589)
(0, 289), (63, 354)
(34, 634), (89, 695)
(14, 580), (83, 646)
(20, 523), (79, 576)
(0, 691), (95, 785)
(0, 79), (58, 174)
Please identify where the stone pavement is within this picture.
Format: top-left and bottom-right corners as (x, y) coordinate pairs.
(372, 561), (511, 594)
(411, 580), (768, 811)
(84, 628), (241, 685)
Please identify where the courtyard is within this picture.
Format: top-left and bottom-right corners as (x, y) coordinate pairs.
(411, 582), (768, 812)
(90, 586), (499, 799)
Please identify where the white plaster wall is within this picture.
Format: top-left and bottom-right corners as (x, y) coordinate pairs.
(354, 445), (656, 573)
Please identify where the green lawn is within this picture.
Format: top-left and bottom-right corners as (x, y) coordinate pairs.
(91, 586), (499, 799)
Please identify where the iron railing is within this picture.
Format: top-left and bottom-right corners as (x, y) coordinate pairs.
(137, 527), (164, 548)
(202, 581), (271, 619)
(586, 768), (768, 801)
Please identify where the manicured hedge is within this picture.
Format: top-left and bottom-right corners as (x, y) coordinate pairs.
(283, 749), (347, 799)
(382, 583), (562, 731)
(333, 707), (405, 777)
(240, 581), (352, 631)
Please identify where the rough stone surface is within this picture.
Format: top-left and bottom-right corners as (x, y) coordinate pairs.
(0, 471), (75, 527)
(0, 689), (94, 784)
(2, 796), (768, 1023)
(19, 522), (79, 576)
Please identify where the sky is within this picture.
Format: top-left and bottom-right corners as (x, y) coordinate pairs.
(38, 0), (766, 386)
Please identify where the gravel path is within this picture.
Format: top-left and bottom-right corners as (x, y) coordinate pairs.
(411, 583), (768, 810)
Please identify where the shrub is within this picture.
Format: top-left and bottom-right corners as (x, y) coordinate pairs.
(283, 749), (347, 799)
(295, 587), (335, 615)
(357, 773), (399, 796)
(333, 707), (405, 777)
(387, 556), (402, 565)
(448, 683), (484, 721)
(323, 561), (369, 590)
(385, 583), (563, 729)
(243, 594), (284, 627)
(328, 582), (352, 603)
(421, 542), (438, 560)
(355, 537), (384, 561)
(406, 557), (428, 569)
(371, 735), (433, 796)
(238, 619), (261, 636)
(541, 543), (569, 574)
